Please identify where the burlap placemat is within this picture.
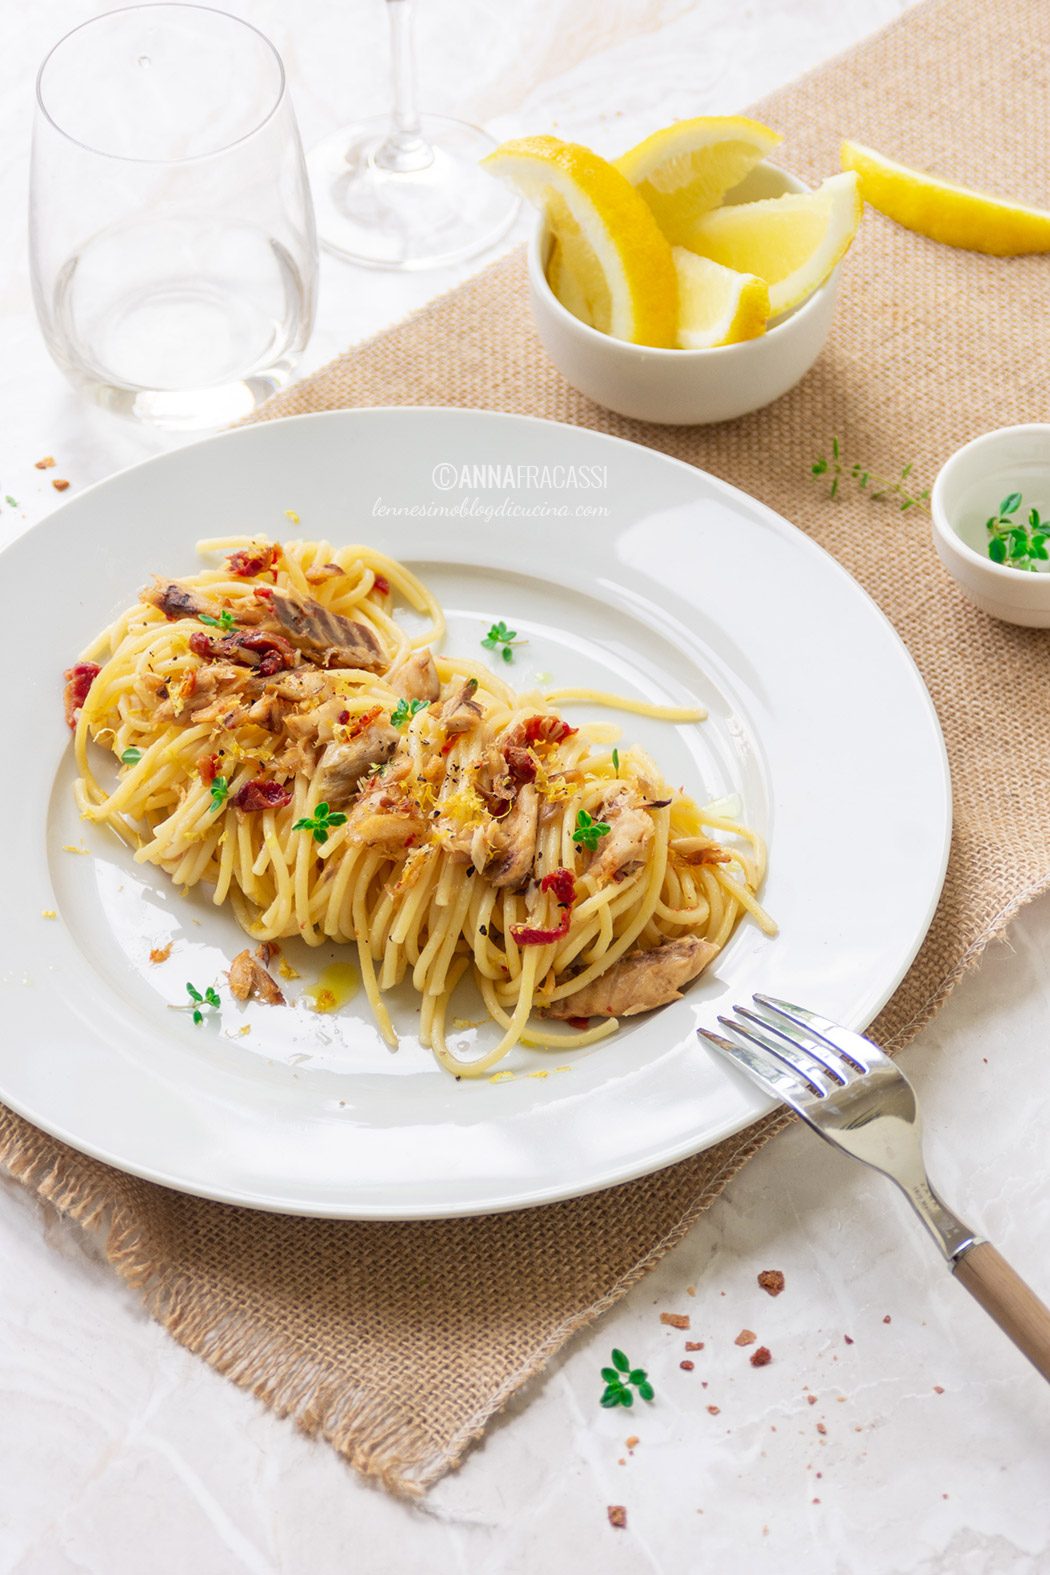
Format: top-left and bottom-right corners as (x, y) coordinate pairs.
(4, 0), (1049, 1495)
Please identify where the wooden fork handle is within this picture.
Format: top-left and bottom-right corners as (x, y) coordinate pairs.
(953, 1241), (1050, 1381)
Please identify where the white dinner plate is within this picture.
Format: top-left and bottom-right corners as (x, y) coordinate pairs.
(0, 410), (950, 1218)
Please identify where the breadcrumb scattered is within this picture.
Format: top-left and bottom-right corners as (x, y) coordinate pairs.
(685, 1340), (704, 1352)
(52, 479), (70, 492)
(758, 1269), (785, 1297)
(734, 1329), (756, 1346)
(35, 456), (56, 469)
(806, 1393), (818, 1406)
(607, 1506), (627, 1530)
(149, 944), (173, 964)
(706, 1404), (720, 1416)
(750, 1346), (772, 1367)
(660, 1312), (690, 1330)
(41, 909), (57, 919)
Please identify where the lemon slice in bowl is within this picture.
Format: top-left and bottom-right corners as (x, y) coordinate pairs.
(841, 139), (1050, 254)
(672, 249), (769, 348)
(483, 135), (677, 347)
(681, 171), (862, 316)
(616, 115), (782, 242)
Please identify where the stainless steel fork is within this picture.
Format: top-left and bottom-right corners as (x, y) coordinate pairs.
(699, 994), (1050, 1381)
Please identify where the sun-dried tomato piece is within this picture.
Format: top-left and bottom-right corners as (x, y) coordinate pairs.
(227, 544), (281, 578)
(63, 662), (100, 728)
(522, 715), (577, 747)
(540, 867), (575, 906)
(234, 778), (292, 812)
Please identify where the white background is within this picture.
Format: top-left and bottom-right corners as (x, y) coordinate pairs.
(3, 3), (1050, 1572)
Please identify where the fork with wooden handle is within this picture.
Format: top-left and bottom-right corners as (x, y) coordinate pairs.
(699, 995), (1050, 1381)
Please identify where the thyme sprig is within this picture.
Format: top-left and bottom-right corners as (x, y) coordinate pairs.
(572, 809), (611, 852)
(186, 981), (220, 1025)
(292, 801), (348, 844)
(482, 620), (527, 663)
(811, 437), (929, 511)
(600, 1348), (655, 1408)
(985, 492), (1049, 570)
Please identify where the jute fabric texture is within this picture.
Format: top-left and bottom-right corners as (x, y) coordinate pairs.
(4, 0), (1048, 1493)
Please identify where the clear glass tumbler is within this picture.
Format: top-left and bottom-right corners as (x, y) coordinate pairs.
(30, 5), (318, 430)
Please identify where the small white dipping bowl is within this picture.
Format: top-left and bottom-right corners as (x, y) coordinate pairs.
(931, 424), (1050, 627)
(526, 162), (841, 425)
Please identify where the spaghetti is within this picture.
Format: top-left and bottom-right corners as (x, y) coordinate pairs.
(67, 538), (774, 1077)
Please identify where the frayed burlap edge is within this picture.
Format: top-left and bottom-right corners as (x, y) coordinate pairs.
(3, 863), (1045, 1494)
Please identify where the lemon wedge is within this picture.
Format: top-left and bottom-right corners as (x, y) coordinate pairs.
(841, 139), (1050, 255)
(680, 171), (861, 316)
(483, 135), (677, 347)
(616, 115), (782, 242)
(672, 249), (769, 348)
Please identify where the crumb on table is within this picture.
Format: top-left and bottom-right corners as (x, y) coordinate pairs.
(660, 1312), (690, 1330)
(734, 1329), (756, 1346)
(750, 1346), (772, 1367)
(607, 1505), (627, 1530)
(758, 1269), (785, 1297)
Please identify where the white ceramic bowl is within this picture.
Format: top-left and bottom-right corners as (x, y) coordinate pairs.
(931, 424), (1050, 626)
(526, 162), (841, 425)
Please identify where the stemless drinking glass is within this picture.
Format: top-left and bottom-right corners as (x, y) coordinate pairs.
(308, 0), (519, 270)
(30, 5), (318, 430)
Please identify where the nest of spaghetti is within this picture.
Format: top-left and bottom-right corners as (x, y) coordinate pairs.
(66, 537), (773, 1076)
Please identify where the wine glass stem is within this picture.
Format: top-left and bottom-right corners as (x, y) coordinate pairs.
(375, 0), (433, 173)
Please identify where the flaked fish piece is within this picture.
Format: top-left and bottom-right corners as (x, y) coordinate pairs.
(270, 592), (386, 672)
(389, 648), (440, 704)
(143, 578), (225, 622)
(227, 948), (286, 1005)
(588, 789), (655, 885)
(152, 662), (250, 723)
(545, 935), (719, 1020)
(313, 719), (401, 805)
(439, 676), (482, 735)
(471, 782), (538, 889)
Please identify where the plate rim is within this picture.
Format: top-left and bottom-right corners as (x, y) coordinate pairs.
(0, 407), (952, 1217)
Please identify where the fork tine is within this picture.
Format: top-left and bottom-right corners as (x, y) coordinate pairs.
(716, 1013), (840, 1098)
(697, 1027), (815, 1117)
(732, 1003), (851, 1086)
(753, 994), (889, 1075)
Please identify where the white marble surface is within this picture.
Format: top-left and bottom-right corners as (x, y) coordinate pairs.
(3, 3), (1050, 1571)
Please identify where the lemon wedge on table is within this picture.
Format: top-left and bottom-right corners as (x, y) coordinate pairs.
(841, 139), (1050, 255)
(672, 249), (769, 348)
(680, 170), (862, 317)
(616, 115), (782, 242)
(482, 135), (678, 347)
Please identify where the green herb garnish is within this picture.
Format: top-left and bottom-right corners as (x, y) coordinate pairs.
(121, 747), (143, 765)
(985, 492), (1049, 570)
(4, 495), (17, 509)
(572, 808), (611, 852)
(199, 610), (237, 633)
(186, 981), (220, 1025)
(209, 775), (229, 813)
(600, 1348), (654, 1409)
(292, 801), (348, 844)
(811, 436), (929, 512)
(390, 697), (429, 729)
(611, 748), (620, 774)
(481, 620), (526, 664)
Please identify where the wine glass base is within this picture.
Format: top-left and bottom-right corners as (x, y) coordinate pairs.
(308, 114), (520, 270)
